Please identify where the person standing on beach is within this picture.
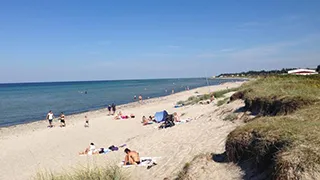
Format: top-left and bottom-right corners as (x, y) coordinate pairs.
(138, 95), (143, 103)
(172, 89), (175, 94)
(107, 105), (112, 115)
(59, 112), (66, 127)
(84, 115), (89, 127)
(111, 103), (116, 115)
(46, 110), (54, 128)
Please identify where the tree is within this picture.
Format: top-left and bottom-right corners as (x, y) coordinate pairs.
(317, 65), (320, 73)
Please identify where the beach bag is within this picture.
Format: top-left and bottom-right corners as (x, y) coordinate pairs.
(108, 145), (119, 151)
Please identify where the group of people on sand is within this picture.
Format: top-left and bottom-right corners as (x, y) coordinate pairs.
(46, 110), (91, 128)
(141, 112), (190, 127)
(46, 103), (118, 128)
(79, 143), (141, 165)
(107, 103), (117, 115)
(46, 110), (66, 128)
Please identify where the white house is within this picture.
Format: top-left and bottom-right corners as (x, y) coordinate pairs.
(288, 69), (318, 75)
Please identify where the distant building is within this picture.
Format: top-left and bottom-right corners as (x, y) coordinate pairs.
(288, 69), (318, 75)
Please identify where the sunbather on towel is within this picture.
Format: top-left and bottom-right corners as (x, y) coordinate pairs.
(173, 112), (191, 123)
(124, 148), (140, 165)
(79, 143), (99, 155)
(114, 111), (133, 120)
(142, 116), (153, 125)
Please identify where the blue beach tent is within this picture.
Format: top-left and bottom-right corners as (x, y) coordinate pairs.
(154, 110), (168, 123)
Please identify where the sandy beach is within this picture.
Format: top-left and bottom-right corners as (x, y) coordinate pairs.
(0, 81), (246, 180)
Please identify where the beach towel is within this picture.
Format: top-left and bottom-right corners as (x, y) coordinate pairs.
(175, 118), (192, 125)
(119, 157), (160, 168)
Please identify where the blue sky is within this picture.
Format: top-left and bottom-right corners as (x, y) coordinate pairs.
(1, 0), (320, 82)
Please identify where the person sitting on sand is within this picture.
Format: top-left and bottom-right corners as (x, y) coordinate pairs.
(59, 112), (66, 127)
(124, 148), (140, 165)
(142, 116), (153, 125)
(79, 143), (98, 155)
(210, 94), (215, 102)
(173, 112), (181, 122)
(173, 112), (191, 123)
(84, 115), (89, 127)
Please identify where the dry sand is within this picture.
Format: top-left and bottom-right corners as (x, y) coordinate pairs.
(0, 81), (246, 180)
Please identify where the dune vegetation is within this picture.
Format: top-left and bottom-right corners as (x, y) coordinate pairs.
(34, 165), (128, 180)
(226, 75), (320, 179)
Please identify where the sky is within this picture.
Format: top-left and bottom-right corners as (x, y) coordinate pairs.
(0, 0), (320, 83)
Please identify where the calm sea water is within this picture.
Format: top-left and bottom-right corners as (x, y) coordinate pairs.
(0, 78), (241, 127)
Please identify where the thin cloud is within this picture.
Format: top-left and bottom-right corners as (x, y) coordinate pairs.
(219, 48), (236, 52)
(167, 45), (181, 48)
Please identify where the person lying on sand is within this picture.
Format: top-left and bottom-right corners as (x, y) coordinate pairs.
(114, 111), (135, 120)
(79, 143), (98, 155)
(173, 112), (191, 123)
(124, 148), (140, 165)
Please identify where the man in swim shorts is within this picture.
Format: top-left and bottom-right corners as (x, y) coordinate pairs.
(124, 148), (140, 165)
(46, 110), (54, 128)
(59, 112), (65, 127)
(111, 103), (116, 115)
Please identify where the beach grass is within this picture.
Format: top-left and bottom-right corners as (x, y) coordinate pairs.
(177, 87), (239, 106)
(217, 97), (229, 106)
(226, 74), (320, 179)
(34, 165), (128, 180)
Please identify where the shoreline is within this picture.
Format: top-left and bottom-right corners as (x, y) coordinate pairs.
(0, 79), (247, 130)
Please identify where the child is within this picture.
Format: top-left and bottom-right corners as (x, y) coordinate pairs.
(84, 115), (89, 127)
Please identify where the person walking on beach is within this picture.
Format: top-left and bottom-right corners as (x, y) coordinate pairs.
(84, 115), (89, 127)
(59, 112), (66, 127)
(46, 110), (54, 128)
(111, 103), (116, 115)
(107, 105), (112, 115)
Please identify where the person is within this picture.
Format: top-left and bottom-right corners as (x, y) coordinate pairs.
(173, 112), (181, 122)
(138, 95), (143, 103)
(173, 112), (191, 123)
(107, 105), (112, 115)
(142, 116), (152, 125)
(111, 103), (116, 115)
(46, 110), (54, 128)
(210, 94), (215, 102)
(172, 89), (175, 94)
(59, 112), (66, 127)
(84, 115), (89, 127)
(114, 111), (132, 120)
(79, 143), (97, 155)
(134, 95), (137, 100)
(124, 148), (140, 165)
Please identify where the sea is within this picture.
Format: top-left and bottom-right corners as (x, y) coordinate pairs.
(0, 78), (243, 127)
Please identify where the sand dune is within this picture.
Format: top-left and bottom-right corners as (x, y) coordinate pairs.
(0, 81), (245, 180)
